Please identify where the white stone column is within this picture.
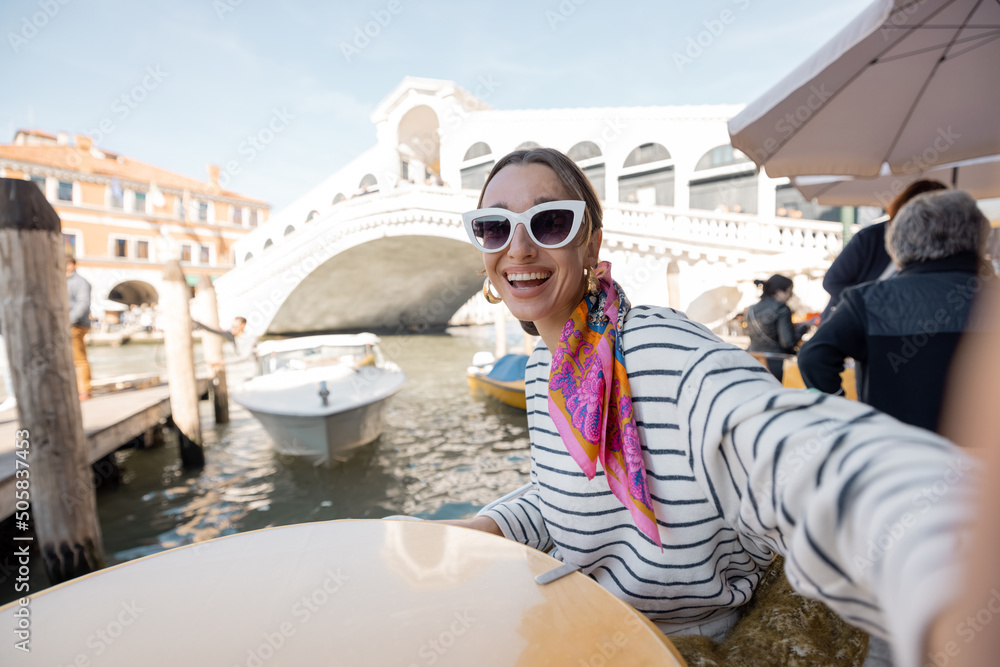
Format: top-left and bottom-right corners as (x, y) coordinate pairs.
(757, 171), (779, 218)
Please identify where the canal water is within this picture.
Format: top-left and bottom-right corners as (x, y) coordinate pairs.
(88, 329), (531, 569)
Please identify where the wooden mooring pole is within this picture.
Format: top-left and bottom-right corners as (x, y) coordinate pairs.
(0, 178), (105, 582)
(195, 275), (229, 424)
(161, 260), (204, 468)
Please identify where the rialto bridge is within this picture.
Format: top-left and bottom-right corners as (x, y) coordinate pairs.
(214, 185), (846, 336)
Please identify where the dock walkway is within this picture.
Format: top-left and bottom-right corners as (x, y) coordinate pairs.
(0, 375), (209, 520)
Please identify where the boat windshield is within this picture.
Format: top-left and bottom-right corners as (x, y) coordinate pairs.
(257, 344), (379, 375)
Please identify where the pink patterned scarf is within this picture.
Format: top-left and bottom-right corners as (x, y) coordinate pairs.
(547, 261), (661, 547)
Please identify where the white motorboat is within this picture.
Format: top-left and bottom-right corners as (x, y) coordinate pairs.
(231, 334), (405, 464)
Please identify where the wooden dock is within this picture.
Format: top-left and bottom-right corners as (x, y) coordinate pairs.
(0, 375), (209, 520)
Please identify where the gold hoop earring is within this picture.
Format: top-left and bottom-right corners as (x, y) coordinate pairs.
(586, 266), (599, 294)
(483, 277), (503, 304)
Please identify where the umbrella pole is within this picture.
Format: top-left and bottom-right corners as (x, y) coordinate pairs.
(952, 167), (958, 187)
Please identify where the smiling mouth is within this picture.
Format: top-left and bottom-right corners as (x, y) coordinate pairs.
(505, 271), (552, 289)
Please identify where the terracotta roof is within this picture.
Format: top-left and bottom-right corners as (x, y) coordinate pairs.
(16, 129), (57, 140)
(0, 144), (268, 205)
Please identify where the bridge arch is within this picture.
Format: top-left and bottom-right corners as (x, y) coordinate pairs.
(108, 280), (158, 307)
(397, 105), (441, 184)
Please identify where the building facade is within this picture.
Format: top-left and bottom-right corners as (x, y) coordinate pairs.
(0, 129), (269, 313)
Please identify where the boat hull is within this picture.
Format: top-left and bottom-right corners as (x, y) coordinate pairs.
(466, 374), (526, 410)
(247, 395), (394, 464)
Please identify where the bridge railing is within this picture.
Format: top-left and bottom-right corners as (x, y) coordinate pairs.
(606, 203), (845, 256)
(234, 185), (847, 265)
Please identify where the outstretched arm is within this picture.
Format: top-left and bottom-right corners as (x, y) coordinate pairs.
(678, 342), (975, 667)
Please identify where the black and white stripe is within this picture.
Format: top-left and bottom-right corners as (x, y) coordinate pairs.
(482, 305), (974, 666)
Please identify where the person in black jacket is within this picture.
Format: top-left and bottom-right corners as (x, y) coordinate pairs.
(745, 274), (815, 382)
(820, 179), (947, 320)
(799, 190), (992, 432)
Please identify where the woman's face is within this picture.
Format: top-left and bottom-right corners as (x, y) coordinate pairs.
(480, 163), (602, 342)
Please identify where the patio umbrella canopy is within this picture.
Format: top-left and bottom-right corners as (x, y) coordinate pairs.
(728, 0), (1000, 179)
(791, 154), (1000, 206)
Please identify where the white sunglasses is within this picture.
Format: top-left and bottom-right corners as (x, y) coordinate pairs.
(462, 200), (586, 253)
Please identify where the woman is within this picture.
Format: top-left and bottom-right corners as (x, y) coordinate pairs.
(799, 190), (992, 432)
(745, 274), (814, 382)
(448, 148), (972, 667)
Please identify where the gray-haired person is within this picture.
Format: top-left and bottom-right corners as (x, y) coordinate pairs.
(799, 190), (993, 432)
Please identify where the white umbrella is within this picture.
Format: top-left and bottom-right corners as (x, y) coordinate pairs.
(729, 0), (1000, 179)
(791, 153), (1000, 206)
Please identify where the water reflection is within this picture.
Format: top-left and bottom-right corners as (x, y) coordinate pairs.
(93, 331), (531, 567)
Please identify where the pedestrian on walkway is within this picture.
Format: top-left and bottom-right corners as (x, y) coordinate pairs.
(66, 255), (93, 400)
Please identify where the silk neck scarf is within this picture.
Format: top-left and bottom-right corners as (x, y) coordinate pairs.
(547, 261), (661, 547)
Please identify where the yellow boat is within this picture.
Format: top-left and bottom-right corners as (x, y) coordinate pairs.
(467, 353), (528, 410)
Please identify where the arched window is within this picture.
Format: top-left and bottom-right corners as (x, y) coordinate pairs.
(619, 143), (674, 206)
(623, 143), (671, 168)
(567, 141), (602, 162)
(689, 144), (758, 214)
(359, 174), (378, 194)
(463, 142), (492, 161)
(332, 193), (346, 205)
(515, 141), (541, 151)
(567, 141), (605, 200)
(305, 210), (319, 223)
(263, 239), (274, 252)
(284, 225), (295, 236)
(460, 142), (495, 191)
(244, 252), (254, 262)
(695, 145), (751, 171)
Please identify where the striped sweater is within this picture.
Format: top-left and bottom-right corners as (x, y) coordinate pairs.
(482, 305), (973, 667)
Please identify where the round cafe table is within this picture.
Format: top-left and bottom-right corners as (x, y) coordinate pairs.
(1, 520), (687, 666)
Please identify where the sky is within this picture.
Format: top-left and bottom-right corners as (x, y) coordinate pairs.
(1, 0), (876, 214)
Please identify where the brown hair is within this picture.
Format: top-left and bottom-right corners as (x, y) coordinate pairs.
(478, 147), (603, 249)
(65, 253), (76, 266)
(887, 179), (948, 220)
(477, 147), (604, 337)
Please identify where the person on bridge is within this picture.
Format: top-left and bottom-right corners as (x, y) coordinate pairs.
(744, 273), (816, 382)
(798, 190), (993, 433)
(443, 147), (974, 667)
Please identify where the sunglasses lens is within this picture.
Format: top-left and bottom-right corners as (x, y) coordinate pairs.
(530, 209), (576, 246)
(472, 215), (511, 250)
